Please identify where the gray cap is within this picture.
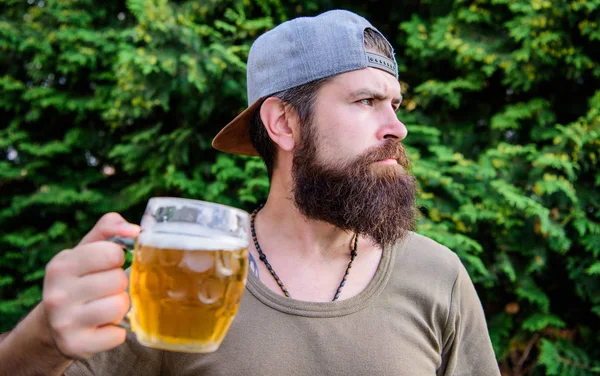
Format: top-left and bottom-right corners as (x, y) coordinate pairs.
(212, 9), (398, 156)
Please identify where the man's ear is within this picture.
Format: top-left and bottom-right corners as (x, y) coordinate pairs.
(260, 97), (297, 152)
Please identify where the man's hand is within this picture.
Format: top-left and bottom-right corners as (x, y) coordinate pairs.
(42, 212), (140, 359)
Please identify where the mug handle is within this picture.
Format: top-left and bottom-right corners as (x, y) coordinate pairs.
(107, 236), (136, 330)
(107, 236), (136, 250)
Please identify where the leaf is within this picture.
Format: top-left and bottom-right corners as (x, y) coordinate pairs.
(522, 313), (566, 332)
(585, 262), (600, 275)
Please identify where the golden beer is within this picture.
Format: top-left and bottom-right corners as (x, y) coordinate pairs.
(130, 230), (248, 353)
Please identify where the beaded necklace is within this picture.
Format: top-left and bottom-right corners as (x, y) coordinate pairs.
(250, 205), (358, 301)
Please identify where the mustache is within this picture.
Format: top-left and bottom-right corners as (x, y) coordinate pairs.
(357, 140), (411, 168)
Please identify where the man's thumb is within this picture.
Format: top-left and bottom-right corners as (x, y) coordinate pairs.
(78, 212), (140, 246)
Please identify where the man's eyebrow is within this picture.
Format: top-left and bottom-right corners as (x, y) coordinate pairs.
(346, 89), (403, 106)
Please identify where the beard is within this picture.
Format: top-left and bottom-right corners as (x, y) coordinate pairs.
(291, 124), (417, 249)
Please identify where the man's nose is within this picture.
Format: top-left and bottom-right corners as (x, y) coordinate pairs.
(377, 111), (408, 141)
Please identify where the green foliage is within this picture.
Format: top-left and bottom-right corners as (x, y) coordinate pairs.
(1, 0), (599, 374)
(539, 339), (600, 375)
(397, 0), (600, 373)
(0, 0), (280, 328)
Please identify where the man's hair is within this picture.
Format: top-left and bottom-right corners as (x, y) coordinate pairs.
(249, 28), (394, 179)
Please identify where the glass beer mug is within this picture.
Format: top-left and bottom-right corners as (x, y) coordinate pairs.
(125, 197), (249, 353)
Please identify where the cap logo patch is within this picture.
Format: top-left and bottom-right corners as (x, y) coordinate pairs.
(366, 52), (397, 77)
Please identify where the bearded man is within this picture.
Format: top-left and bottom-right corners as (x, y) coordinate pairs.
(0, 9), (501, 376)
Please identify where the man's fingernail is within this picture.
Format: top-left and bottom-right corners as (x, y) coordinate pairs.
(119, 223), (139, 230)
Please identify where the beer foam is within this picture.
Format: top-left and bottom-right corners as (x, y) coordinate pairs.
(138, 224), (247, 251)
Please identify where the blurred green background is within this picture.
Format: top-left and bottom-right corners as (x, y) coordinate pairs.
(1, 0), (599, 374)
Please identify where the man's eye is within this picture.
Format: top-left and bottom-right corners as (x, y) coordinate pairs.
(359, 98), (373, 106)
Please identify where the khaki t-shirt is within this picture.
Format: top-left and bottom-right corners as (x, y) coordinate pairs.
(67, 232), (500, 375)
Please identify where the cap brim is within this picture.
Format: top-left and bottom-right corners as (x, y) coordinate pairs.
(212, 98), (263, 157)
